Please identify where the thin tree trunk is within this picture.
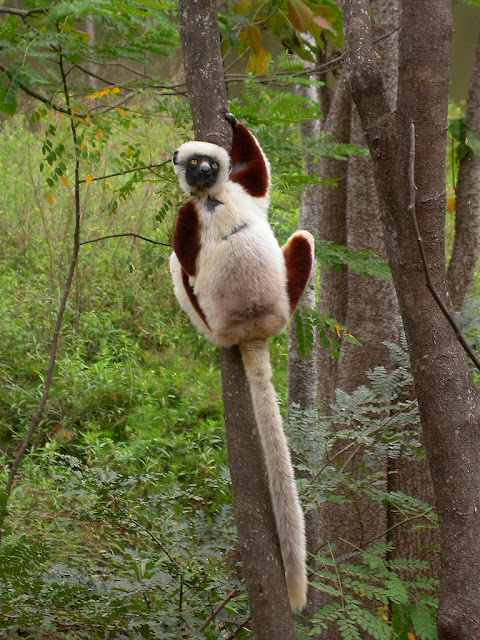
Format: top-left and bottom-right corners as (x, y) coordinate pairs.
(177, 1), (297, 636)
(288, 41), (321, 624)
(447, 33), (480, 310)
(343, 1), (480, 637)
(316, 75), (351, 410)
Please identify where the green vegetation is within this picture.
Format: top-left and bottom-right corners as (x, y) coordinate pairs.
(1, 2), (465, 637)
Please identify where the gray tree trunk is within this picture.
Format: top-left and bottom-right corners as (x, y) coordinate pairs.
(344, 0), (480, 637)
(177, 1), (296, 637)
(316, 76), (351, 410)
(288, 41), (321, 624)
(447, 32), (480, 310)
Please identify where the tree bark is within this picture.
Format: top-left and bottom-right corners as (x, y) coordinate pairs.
(343, 1), (480, 638)
(447, 32), (480, 310)
(177, 1), (296, 637)
(316, 75), (351, 410)
(288, 42), (321, 625)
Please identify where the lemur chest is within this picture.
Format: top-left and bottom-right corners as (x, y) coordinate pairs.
(197, 196), (253, 244)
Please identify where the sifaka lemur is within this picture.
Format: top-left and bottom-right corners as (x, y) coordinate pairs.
(170, 113), (314, 611)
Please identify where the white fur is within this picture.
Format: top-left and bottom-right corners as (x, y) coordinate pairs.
(170, 137), (308, 611)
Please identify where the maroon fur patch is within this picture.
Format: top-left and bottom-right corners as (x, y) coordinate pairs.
(283, 235), (313, 314)
(173, 200), (201, 277)
(182, 270), (211, 331)
(230, 123), (269, 198)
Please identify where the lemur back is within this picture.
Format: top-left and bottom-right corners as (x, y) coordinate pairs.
(170, 115), (314, 611)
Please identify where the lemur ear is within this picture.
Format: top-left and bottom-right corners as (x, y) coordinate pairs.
(228, 158), (232, 173)
(173, 150), (179, 165)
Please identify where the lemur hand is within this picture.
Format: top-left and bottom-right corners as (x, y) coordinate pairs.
(225, 112), (238, 129)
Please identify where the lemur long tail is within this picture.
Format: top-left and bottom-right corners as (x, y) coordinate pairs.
(239, 340), (307, 612)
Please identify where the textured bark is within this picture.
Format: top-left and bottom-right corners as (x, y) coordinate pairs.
(288, 45), (321, 624)
(178, 2), (296, 636)
(337, 0), (400, 393)
(316, 76), (351, 410)
(447, 33), (480, 310)
(318, 10), (400, 638)
(344, 1), (480, 638)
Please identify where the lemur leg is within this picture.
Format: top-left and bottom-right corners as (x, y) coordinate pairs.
(170, 254), (211, 333)
(282, 231), (315, 314)
(171, 199), (211, 332)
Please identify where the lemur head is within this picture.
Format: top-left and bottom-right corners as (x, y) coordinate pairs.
(173, 141), (230, 197)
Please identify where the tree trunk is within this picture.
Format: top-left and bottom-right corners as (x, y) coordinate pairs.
(447, 32), (480, 310)
(343, 1), (480, 637)
(288, 43), (321, 624)
(316, 75), (351, 410)
(177, 1), (296, 637)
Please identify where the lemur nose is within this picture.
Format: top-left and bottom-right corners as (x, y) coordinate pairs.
(199, 162), (211, 175)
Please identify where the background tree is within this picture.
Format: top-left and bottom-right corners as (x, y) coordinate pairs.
(343, 0), (480, 637)
(448, 31), (480, 310)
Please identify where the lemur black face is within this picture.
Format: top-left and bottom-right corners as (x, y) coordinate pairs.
(185, 155), (220, 190)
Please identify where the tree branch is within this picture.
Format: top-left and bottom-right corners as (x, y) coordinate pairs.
(79, 233), (171, 248)
(0, 6), (46, 15)
(0, 62), (73, 116)
(78, 161), (169, 184)
(196, 590), (239, 633)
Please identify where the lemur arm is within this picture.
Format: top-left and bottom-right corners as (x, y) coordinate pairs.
(172, 200), (201, 277)
(229, 123), (270, 198)
(172, 200), (211, 330)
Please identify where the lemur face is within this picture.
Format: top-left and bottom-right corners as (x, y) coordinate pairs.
(184, 155), (220, 191)
(173, 140), (230, 197)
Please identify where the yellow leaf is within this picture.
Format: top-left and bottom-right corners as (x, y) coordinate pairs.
(61, 176), (69, 186)
(94, 149), (100, 155)
(105, 180), (113, 189)
(86, 175), (93, 184)
(408, 634), (416, 640)
(245, 25), (262, 54)
(287, 0), (314, 32)
(334, 323), (341, 338)
(95, 133), (101, 139)
(82, 145), (88, 151)
(233, 0), (250, 15)
(46, 193), (53, 203)
(134, 259), (138, 268)
(382, 614), (389, 621)
(247, 46), (271, 74)
(117, 107), (126, 116)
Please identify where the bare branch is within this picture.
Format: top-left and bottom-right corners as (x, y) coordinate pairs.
(225, 615), (252, 640)
(80, 233), (171, 248)
(79, 160), (170, 184)
(0, 6), (46, 15)
(196, 590), (240, 633)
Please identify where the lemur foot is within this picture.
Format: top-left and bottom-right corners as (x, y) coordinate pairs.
(225, 112), (238, 129)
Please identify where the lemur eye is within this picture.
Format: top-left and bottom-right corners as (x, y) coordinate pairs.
(212, 162), (218, 169)
(190, 159), (198, 166)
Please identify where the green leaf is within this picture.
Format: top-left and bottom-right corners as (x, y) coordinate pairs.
(0, 87), (17, 116)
